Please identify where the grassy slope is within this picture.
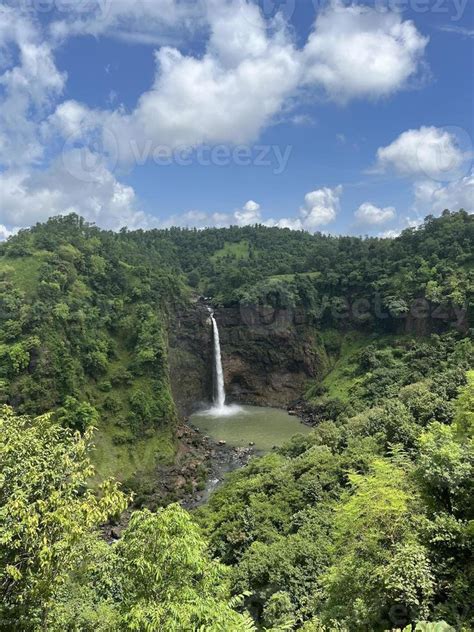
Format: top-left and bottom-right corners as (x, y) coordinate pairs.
(84, 343), (177, 485)
(0, 252), (49, 294)
(2, 255), (177, 489)
(305, 330), (409, 404)
(211, 240), (250, 261)
(92, 425), (175, 485)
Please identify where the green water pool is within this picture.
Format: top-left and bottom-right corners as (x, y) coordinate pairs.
(190, 405), (311, 452)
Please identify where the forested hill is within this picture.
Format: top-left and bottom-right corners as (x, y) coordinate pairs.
(0, 210), (473, 630)
(126, 208), (473, 310)
(0, 210), (472, 460)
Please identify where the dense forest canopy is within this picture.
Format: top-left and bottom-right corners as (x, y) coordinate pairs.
(0, 210), (473, 631)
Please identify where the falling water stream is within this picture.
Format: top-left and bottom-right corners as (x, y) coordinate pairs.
(210, 310), (226, 410)
(191, 310), (310, 451)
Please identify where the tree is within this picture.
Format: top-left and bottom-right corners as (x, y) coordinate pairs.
(115, 505), (254, 631)
(321, 457), (430, 630)
(0, 406), (126, 630)
(418, 422), (472, 515)
(453, 370), (474, 437)
(55, 396), (99, 433)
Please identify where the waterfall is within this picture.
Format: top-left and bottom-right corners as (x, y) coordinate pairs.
(210, 311), (226, 409)
(206, 309), (241, 417)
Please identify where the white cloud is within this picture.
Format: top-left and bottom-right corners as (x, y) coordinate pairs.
(291, 114), (315, 127)
(100, 3), (302, 163)
(51, 2), (429, 166)
(153, 187), (342, 232)
(438, 25), (474, 38)
(263, 185), (342, 232)
(50, 0), (205, 46)
(234, 200), (262, 226)
(300, 185), (342, 229)
(379, 228), (401, 239)
(48, 100), (99, 140)
(413, 171), (474, 216)
(355, 202), (396, 225)
(0, 224), (17, 241)
(0, 150), (152, 232)
(157, 199), (263, 230)
(267, 217), (303, 230)
(0, 2), (432, 233)
(0, 6), (66, 167)
(375, 126), (469, 181)
(303, 1), (428, 102)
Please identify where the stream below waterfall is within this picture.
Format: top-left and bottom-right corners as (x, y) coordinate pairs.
(187, 405), (312, 507)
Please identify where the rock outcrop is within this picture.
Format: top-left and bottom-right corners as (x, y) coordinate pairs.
(168, 302), (330, 410)
(168, 302), (213, 416)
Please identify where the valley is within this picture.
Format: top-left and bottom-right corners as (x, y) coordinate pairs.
(0, 211), (472, 631)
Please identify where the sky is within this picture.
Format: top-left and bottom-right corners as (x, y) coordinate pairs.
(0, 0), (473, 240)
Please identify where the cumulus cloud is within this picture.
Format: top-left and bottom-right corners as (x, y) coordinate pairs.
(413, 171), (474, 216)
(379, 228), (401, 239)
(303, 1), (428, 102)
(98, 2), (302, 163)
(0, 224), (17, 241)
(264, 185), (342, 232)
(300, 185), (342, 229)
(372, 127), (473, 221)
(0, 1), (431, 232)
(142, 186), (343, 233)
(157, 200), (263, 230)
(355, 202), (396, 225)
(375, 126), (469, 181)
(0, 6), (66, 167)
(234, 200), (262, 226)
(0, 150), (152, 232)
(51, 2), (430, 166)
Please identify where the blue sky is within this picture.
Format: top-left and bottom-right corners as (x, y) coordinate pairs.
(0, 0), (472, 239)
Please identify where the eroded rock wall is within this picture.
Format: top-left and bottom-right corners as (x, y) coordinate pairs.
(168, 302), (330, 411)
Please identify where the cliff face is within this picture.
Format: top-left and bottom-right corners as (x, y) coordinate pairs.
(168, 298), (467, 415)
(168, 303), (329, 412)
(217, 305), (328, 407)
(168, 302), (214, 417)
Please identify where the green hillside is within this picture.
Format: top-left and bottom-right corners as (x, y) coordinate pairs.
(0, 210), (473, 631)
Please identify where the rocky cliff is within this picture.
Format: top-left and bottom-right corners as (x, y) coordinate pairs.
(168, 302), (214, 416)
(168, 302), (330, 412)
